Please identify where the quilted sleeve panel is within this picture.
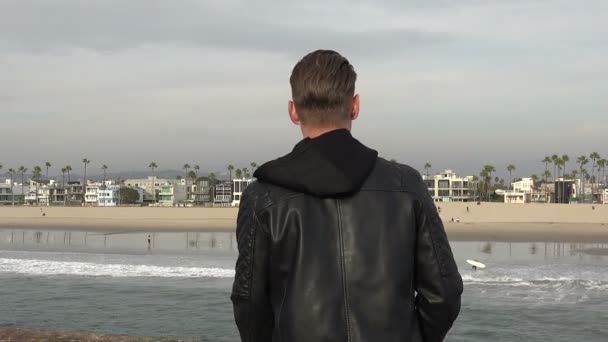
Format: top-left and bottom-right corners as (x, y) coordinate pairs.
(231, 185), (274, 341)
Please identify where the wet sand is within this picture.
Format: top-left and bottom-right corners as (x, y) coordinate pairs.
(0, 328), (198, 341)
(1, 204), (607, 242)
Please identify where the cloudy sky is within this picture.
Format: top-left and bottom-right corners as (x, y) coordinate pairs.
(1, 0), (606, 178)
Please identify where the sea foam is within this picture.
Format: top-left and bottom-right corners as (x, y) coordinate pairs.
(0, 258), (235, 278)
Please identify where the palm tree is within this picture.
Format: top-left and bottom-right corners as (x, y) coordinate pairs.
(542, 156), (552, 201)
(235, 168), (243, 179)
(598, 159), (607, 189)
(65, 165), (72, 182)
(589, 152), (600, 200)
(148, 162), (158, 176)
(554, 157), (564, 203)
(187, 170), (197, 182)
(149, 162), (158, 202)
(61, 167), (67, 205)
(101, 165), (108, 183)
(82, 158), (90, 204)
(208, 172), (217, 184)
(561, 155), (569, 178)
(0, 163), (3, 174)
(243, 167), (250, 179)
(507, 164), (515, 190)
(424, 162), (432, 177)
(250, 162), (258, 175)
(483, 164), (496, 202)
(194, 165), (200, 179)
(227, 165), (234, 181)
(8, 168), (15, 205)
(506, 164), (515, 203)
(530, 174), (539, 188)
(182, 164), (191, 180)
(570, 170), (578, 181)
(577, 155), (589, 203)
(18, 166), (27, 204)
(45, 161), (52, 180)
(33, 166), (42, 205)
(543, 170), (551, 202)
(551, 154), (559, 183)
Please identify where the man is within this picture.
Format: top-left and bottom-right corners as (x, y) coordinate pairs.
(231, 50), (463, 342)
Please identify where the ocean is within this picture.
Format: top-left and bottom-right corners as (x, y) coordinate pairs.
(1, 230), (607, 341)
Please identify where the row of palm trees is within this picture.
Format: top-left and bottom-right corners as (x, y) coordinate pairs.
(541, 152), (606, 202)
(422, 151), (606, 203)
(1, 159), (261, 205)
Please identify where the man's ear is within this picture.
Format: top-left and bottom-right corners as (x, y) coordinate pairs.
(350, 94), (360, 121)
(288, 101), (301, 126)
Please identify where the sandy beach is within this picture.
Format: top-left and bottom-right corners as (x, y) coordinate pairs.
(1, 203), (607, 242)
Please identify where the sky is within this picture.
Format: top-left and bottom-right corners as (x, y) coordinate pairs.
(1, 0), (607, 179)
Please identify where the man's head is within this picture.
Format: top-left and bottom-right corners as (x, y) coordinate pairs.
(288, 50), (359, 137)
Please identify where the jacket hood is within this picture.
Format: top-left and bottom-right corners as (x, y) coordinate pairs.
(253, 129), (378, 197)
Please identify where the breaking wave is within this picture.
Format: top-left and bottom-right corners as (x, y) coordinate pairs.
(0, 258), (235, 278)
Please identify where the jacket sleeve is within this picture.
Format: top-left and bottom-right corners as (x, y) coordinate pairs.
(413, 174), (463, 342)
(231, 187), (274, 342)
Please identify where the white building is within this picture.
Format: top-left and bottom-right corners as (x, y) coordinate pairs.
(85, 184), (100, 205)
(502, 177), (534, 204)
(24, 180), (52, 205)
(214, 181), (233, 206)
(603, 189), (608, 205)
(232, 178), (253, 207)
(158, 183), (188, 206)
(0, 179), (22, 205)
(423, 170), (477, 202)
(123, 177), (188, 203)
(97, 185), (121, 207)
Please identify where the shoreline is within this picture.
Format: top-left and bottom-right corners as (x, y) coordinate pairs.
(1, 205), (608, 243)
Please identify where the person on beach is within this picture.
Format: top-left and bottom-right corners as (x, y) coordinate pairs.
(231, 50), (463, 342)
(147, 235), (151, 249)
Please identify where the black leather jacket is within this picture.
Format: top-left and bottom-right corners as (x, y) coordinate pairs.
(231, 130), (463, 342)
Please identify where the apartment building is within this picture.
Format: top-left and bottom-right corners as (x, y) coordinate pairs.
(0, 179), (22, 205)
(423, 170), (477, 202)
(158, 183), (188, 206)
(123, 177), (188, 203)
(97, 185), (121, 207)
(190, 177), (214, 205)
(213, 181), (233, 207)
(232, 178), (253, 207)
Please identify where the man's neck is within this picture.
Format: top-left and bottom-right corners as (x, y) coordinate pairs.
(301, 125), (351, 139)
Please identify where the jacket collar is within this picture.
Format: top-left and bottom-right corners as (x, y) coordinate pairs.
(254, 129), (378, 197)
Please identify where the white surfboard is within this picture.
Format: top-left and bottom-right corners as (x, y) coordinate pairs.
(466, 259), (486, 269)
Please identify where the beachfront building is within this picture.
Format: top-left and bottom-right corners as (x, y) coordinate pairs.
(232, 178), (253, 207)
(190, 177), (214, 206)
(0, 179), (23, 205)
(553, 179), (577, 204)
(97, 185), (121, 207)
(603, 189), (608, 205)
(502, 178), (534, 204)
(85, 184), (100, 205)
(214, 181), (233, 207)
(123, 177), (189, 203)
(66, 181), (84, 205)
(423, 170), (477, 202)
(158, 183), (188, 206)
(47, 183), (67, 205)
(24, 180), (51, 205)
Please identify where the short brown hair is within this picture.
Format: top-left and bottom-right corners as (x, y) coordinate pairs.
(290, 50), (357, 127)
